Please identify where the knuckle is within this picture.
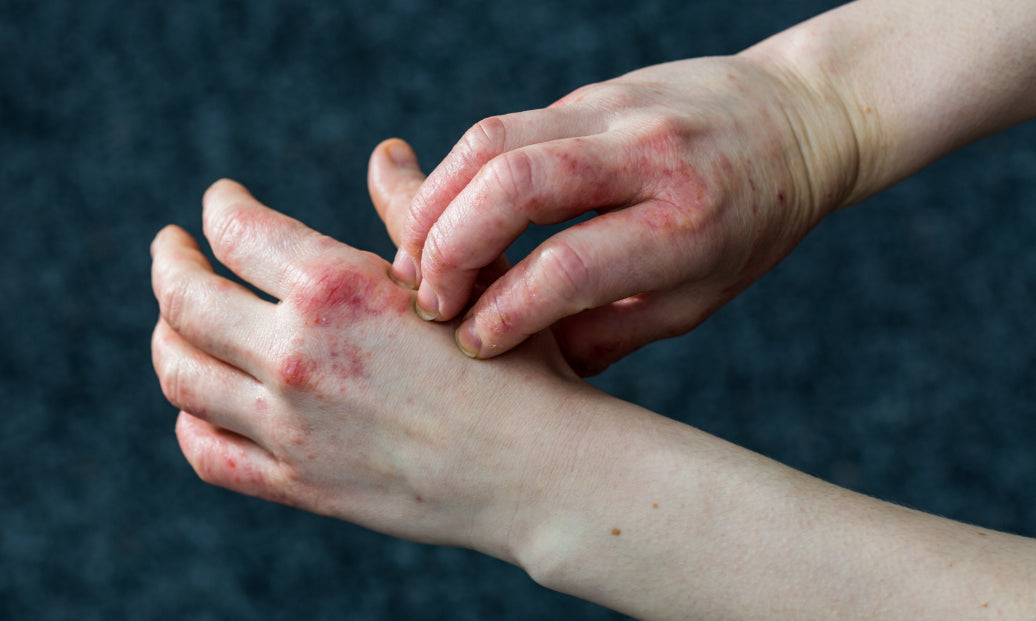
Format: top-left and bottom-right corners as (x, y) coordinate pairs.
(483, 149), (536, 213)
(482, 291), (522, 339)
(157, 353), (192, 411)
(464, 116), (509, 159)
(535, 241), (593, 307)
(158, 272), (194, 332)
(190, 450), (222, 486)
(421, 225), (458, 273)
(637, 113), (691, 152)
(205, 201), (252, 265)
(584, 82), (645, 112)
(275, 350), (315, 391)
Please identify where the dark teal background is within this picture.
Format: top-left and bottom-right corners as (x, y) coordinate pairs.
(1, 1), (1033, 618)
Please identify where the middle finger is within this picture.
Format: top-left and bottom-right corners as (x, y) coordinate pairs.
(151, 224), (275, 375)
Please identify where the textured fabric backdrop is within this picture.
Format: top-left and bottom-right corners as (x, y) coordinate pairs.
(1, 1), (1033, 619)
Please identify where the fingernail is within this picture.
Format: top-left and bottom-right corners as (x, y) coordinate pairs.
(391, 249), (418, 288)
(387, 141), (416, 167)
(455, 318), (482, 358)
(415, 281), (440, 321)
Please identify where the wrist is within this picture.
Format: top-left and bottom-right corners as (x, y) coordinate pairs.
(742, 0), (1036, 212)
(738, 36), (869, 216)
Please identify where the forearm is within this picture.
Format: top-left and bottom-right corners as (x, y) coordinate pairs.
(742, 0), (1036, 208)
(508, 388), (1036, 619)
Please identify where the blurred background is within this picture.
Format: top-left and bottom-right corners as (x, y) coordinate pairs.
(1, 0), (1033, 618)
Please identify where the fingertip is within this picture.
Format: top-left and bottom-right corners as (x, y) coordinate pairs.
(151, 225), (198, 261)
(203, 178), (244, 204)
(384, 138), (418, 168)
(369, 138), (428, 251)
(391, 248), (419, 289)
(455, 318), (483, 358)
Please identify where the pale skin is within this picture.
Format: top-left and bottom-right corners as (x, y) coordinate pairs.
(392, 0), (1036, 375)
(153, 0), (1036, 618)
(153, 170), (1036, 621)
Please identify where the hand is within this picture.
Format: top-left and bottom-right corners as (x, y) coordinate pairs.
(150, 177), (586, 563)
(389, 55), (859, 374)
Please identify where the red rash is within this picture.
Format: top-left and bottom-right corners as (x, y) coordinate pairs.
(329, 343), (370, 382)
(292, 264), (409, 327)
(279, 352), (317, 389)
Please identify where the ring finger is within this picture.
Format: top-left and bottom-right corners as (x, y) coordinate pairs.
(152, 318), (271, 443)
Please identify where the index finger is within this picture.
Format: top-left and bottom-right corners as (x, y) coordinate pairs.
(415, 132), (649, 322)
(367, 138), (427, 248)
(201, 179), (336, 300)
(391, 106), (599, 286)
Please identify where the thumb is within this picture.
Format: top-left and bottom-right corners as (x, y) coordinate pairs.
(367, 138), (427, 248)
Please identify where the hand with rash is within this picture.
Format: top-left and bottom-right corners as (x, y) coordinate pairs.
(151, 140), (1036, 620)
(150, 171), (587, 560)
(390, 0), (1036, 376)
(390, 55), (857, 375)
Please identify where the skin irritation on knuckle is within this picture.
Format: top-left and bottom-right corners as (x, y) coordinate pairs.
(278, 351), (317, 390)
(281, 264), (396, 391)
(635, 122), (718, 235)
(276, 340), (372, 393)
(292, 262), (408, 327)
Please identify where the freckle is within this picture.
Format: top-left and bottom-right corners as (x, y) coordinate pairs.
(652, 503), (659, 509)
(976, 531), (987, 536)
(414, 495), (423, 503)
(611, 528), (621, 536)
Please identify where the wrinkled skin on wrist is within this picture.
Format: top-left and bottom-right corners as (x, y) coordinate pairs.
(393, 55), (857, 374)
(151, 179), (585, 563)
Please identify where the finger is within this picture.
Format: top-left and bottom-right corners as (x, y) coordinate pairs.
(391, 106), (602, 287)
(454, 199), (728, 359)
(175, 411), (289, 504)
(551, 286), (725, 376)
(153, 318), (270, 441)
(151, 224), (276, 373)
(201, 178), (339, 300)
(415, 133), (651, 322)
(367, 138), (427, 249)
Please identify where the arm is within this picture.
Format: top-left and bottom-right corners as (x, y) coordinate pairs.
(390, 0), (1036, 373)
(150, 146), (1036, 620)
(742, 0), (1036, 206)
